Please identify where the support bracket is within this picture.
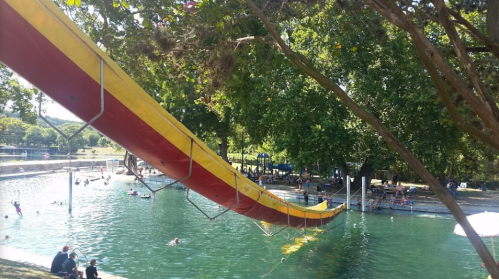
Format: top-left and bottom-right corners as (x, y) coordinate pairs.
(38, 58), (105, 212)
(123, 138), (194, 194)
(186, 172), (240, 221)
(251, 201), (290, 237)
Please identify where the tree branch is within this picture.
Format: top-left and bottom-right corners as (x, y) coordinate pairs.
(411, 34), (499, 151)
(447, 8), (499, 60)
(433, 0), (499, 123)
(365, 0), (499, 142)
(245, 0), (499, 277)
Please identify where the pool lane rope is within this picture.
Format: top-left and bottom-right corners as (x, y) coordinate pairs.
(261, 255), (291, 278)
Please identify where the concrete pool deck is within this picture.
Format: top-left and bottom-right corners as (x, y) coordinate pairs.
(265, 181), (499, 214)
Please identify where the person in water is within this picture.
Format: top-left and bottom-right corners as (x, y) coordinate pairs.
(169, 238), (181, 245)
(11, 201), (22, 216)
(51, 245), (69, 274)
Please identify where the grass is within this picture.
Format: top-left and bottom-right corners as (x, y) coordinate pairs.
(0, 258), (60, 279)
(80, 146), (125, 155)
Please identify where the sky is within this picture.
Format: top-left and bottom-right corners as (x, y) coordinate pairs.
(40, 97), (83, 122)
(12, 74), (83, 122)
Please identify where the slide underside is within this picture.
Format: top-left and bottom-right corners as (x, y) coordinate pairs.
(0, 0), (345, 228)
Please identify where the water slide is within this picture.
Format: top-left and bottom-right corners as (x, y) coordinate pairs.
(0, 0), (345, 228)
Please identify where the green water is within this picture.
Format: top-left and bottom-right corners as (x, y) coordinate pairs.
(0, 174), (493, 278)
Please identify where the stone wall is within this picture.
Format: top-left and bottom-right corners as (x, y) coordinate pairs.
(0, 160), (124, 175)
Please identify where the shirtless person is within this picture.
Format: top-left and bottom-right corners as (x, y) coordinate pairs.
(395, 182), (404, 198)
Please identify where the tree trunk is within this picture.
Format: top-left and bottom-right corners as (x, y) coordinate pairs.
(351, 160), (375, 190)
(219, 132), (229, 163)
(244, 1), (499, 277)
(487, 0), (499, 42)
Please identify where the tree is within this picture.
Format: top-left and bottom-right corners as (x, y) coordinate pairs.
(0, 117), (28, 145)
(55, 123), (88, 153)
(59, 0), (499, 275)
(98, 136), (110, 147)
(241, 0), (499, 276)
(0, 63), (37, 124)
(84, 131), (100, 146)
(42, 128), (58, 147)
(23, 126), (44, 146)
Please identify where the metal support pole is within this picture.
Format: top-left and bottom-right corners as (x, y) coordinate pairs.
(68, 141), (72, 211)
(361, 176), (366, 212)
(346, 175), (350, 210)
(241, 131), (244, 172)
(38, 58), (105, 213)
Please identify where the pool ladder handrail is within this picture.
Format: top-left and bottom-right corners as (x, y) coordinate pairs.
(71, 247), (88, 270)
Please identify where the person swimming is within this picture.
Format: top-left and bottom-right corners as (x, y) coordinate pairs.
(169, 238), (181, 246)
(11, 201), (22, 216)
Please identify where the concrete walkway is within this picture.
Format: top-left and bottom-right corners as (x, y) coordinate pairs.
(264, 182), (499, 215)
(0, 171), (55, 180)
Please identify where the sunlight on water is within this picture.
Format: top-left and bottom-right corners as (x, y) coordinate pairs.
(0, 173), (493, 279)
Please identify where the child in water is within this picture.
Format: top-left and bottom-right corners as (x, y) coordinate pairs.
(11, 201), (22, 216)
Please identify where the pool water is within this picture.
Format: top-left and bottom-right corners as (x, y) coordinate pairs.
(0, 174), (493, 278)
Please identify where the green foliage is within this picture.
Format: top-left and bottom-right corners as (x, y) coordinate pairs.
(55, 123), (88, 153)
(0, 117), (28, 145)
(58, 0), (499, 183)
(0, 64), (37, 124)
(84, 131), (100, 146)
(98, 136), (111, 147)
(23, 126), (44, 146)
(42, 128), (58, 147)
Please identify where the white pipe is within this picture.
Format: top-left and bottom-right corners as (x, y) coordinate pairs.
(362, 176), (366, 212)
(346, 175), (351, 210)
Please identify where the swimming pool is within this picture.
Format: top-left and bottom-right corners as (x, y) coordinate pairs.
(0, 173), (492, 278)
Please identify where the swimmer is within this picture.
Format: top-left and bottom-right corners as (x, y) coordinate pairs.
(11, 201), (22, 216)
(36, 211), (39, 215)
(169, 238), (181, 246)
(5, 235), (10, 240)
(4, 215), (8, 219)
